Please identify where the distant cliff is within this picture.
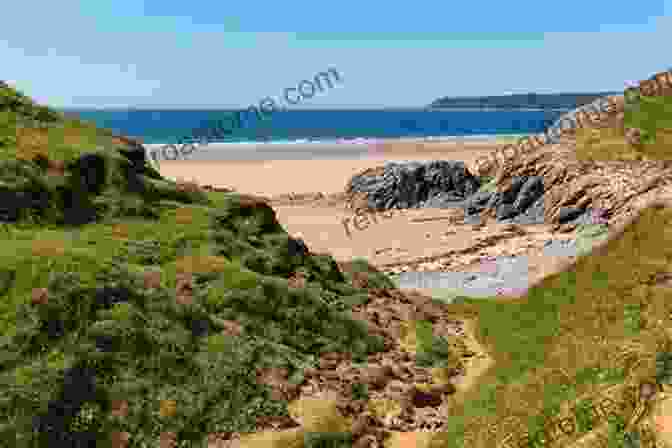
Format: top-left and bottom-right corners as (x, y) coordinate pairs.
(428, 92), (622, 110)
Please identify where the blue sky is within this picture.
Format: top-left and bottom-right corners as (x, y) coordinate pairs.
(2, 0), (671, 108)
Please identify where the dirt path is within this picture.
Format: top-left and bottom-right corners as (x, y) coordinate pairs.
(448, 318), (494, 396)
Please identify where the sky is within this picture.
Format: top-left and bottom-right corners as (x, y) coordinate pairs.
(2, 0), (671, 109)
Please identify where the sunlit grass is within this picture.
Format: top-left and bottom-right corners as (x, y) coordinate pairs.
(430, 205), (672, 448)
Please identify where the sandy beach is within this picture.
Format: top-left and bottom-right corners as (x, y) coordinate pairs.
(157, 137), (578, 298)
(155, 138), (510, 197)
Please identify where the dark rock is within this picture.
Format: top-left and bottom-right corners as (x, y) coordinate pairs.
(0, 188), (24, 221)
(500, 176), (528, 204)
(558, 206), (587, 224)
(512, 176), (544, 214)
(70, 153), (107, 195)
(54, 185), (98, 225)
(40, 318), (66, 339)
(61, 363), (98, 404)
(116, 140), (149, 178)
(0, 182), (52, 222)
(348, 161), (481, 211)
(496, 204), (517, 221)
(349, 162), (552, 225)
(463, 176), (547, 224)
(187, 317), (211, 338)
(95, 334), (119, 352)
(32, 362), (101, 447)
(118, 160), (146, 194)
(93, 286), (132, 311)
(463, 190), (493, 216)
(287, 237), (309, 257)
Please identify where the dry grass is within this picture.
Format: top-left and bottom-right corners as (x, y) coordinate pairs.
(172, 255), (231, 275)
(575, 127), (672, 162)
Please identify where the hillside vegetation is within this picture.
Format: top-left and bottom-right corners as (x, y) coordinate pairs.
(0, 81), (418, 448)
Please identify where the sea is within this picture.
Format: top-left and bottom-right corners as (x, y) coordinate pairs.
(62, 108), (568, 160)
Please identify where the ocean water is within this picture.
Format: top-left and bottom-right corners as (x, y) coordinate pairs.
(64, 109), (567, 145)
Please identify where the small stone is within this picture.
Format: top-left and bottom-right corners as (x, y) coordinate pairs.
(110, 399), (129, 418)
(220, 320), (243, 337)
(31, 288), (49, 306)
(110, 431), (131, 448)
(159, 431), (177, 448)
(176, 278), (193, 294)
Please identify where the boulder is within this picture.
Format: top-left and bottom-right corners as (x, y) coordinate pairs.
(463, 176), (546, 224)
(347, 160), (481, 211)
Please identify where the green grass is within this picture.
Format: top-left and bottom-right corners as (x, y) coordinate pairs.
(0, 82), (404, 448)
(429, 204), (672, 448)
(624, 94), (672, 146)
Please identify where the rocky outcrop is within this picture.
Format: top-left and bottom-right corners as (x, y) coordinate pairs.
(346, 160), (481, 211)
(345, 160), (606, 225)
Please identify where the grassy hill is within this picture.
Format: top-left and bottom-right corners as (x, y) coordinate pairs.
(0, 82), (418, 448)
